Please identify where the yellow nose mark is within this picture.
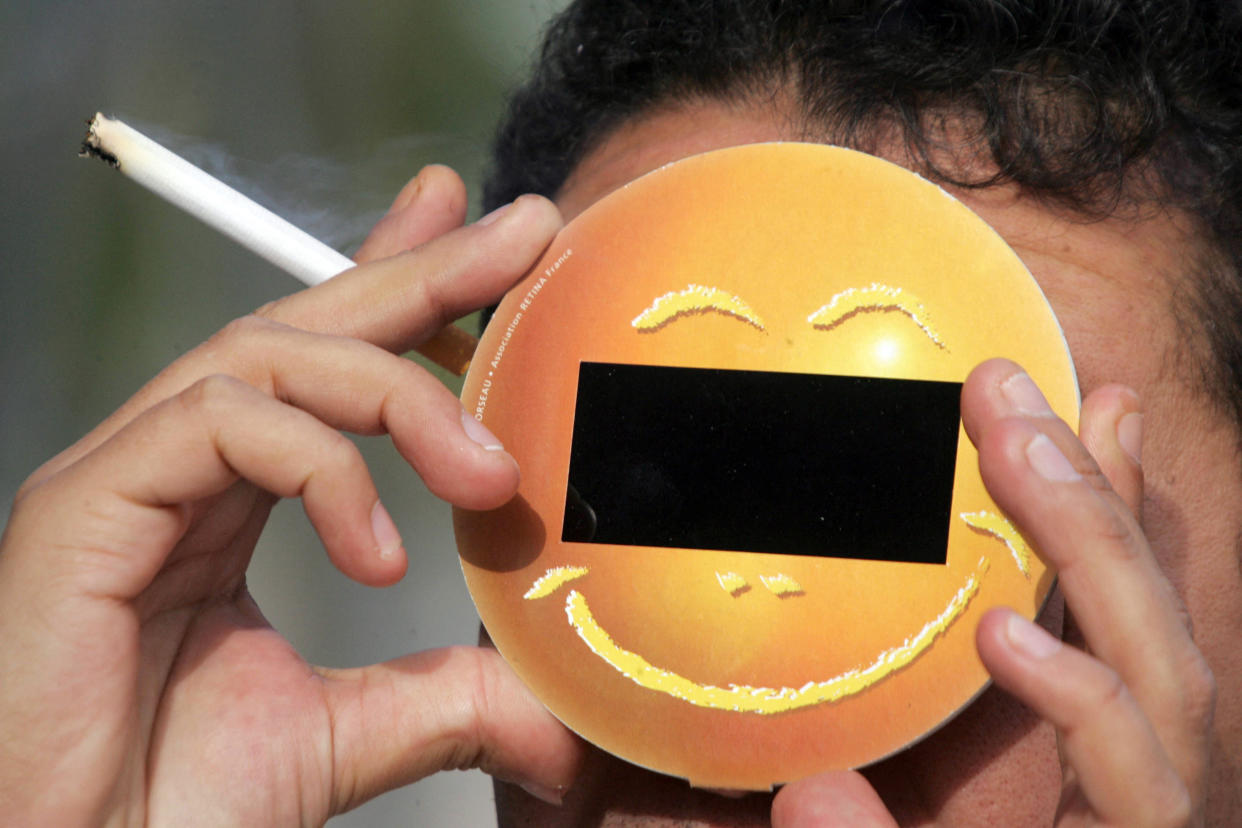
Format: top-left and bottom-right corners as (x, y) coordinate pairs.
(807, 283), (945, 349)
(716, 571), (750, 596)
(959, 511), (1032, 577)
(759, 573), (805, 597)
(632, 284), (766, 332)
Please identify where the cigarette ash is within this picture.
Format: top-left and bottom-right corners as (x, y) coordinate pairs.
(79, 116), (119, 169)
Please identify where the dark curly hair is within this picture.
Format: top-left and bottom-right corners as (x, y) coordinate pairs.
(483, 0), (1242, 429)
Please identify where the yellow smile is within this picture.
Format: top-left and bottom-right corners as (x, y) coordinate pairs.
(525, 511), (1029, 715)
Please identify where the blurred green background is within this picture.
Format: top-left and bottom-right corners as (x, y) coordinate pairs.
(1, 2), (567, 824)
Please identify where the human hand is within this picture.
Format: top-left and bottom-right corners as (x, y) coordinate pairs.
(0, 166), (582, 826)
(772, 359), (1214, 827)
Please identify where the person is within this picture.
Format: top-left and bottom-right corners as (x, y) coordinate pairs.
(0, 2), (1236, 827)
(480, 2), (1240, 824)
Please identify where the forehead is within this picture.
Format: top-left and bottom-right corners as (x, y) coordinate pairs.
(554, 101), (1197, 401)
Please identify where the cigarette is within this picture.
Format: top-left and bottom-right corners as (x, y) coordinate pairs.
(79, 112), (477, 375)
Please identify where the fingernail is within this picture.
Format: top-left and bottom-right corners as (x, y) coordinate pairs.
(1005, 610), (1063, 660)
(461, 408), (505, 451)
(519, 781), (567, 806)
(1118, 412), (1142, 465)
(1001, 372), (1055, 417)
(370, 500), (403, 560)
(476, 201), (512, 226)
(1026, 433), (1081, 482)
(390, 167), (427, 213)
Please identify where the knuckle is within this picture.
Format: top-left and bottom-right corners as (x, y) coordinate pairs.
(1080, 460), (1114, 496)
(206, 314), (285, 356)
(10, 470), (52, 516)
(1179, 650), (1217, 729)
(410, 266), (452, 326)
(250, 299), (288, 321)
(319, 430), (364, 473)
(178, 373), (249, 415)
(1089, 663), (1132, 716)
(1058, 500), (1144, 577)
(444, 647), (496, 774)
(465, 649), (495, 768)
(1092, 500), (1142, 549)
(13, 466), (50, 505)
(213, 313), (266, 341)
(198, 316), (280, 385)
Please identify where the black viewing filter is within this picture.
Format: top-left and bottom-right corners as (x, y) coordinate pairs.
(562, 362), (962, 564)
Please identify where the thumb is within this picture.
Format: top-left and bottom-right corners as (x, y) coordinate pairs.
(772, 771), (898, 828)
(318, 645), (583, 816)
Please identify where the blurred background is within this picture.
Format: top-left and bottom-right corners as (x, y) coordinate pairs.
(1, 1), (568, 824)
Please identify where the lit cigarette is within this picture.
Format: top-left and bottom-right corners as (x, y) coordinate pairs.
(80, 112), (477, 375)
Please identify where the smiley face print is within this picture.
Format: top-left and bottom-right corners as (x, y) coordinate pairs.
(454, 143), (1078, 790)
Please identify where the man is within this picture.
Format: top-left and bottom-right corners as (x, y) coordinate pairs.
(0, 1), (1234, 826)
(482, 3), (1240, 824)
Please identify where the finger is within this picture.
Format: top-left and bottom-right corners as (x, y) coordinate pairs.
(318, 645), (584, 816)
(1078, 383), (1144, 519)
(771, 771), (897, 828)
(10, 375), (403, 602)
(351, 167), (477, 378)
(962, 359), (1213, 799)
(19, 193), (559, 493)
(1062, 384), (1143, 661)
(976, 608), (1194, 826)
(199, 316), (518, 508)
(353, 165), (469, 264)
(21, 194), (556, 491)
(29, 317), (520, 512)
(259, 192), (562, 354)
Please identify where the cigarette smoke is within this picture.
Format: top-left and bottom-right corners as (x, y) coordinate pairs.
(120, 117), (479, 256)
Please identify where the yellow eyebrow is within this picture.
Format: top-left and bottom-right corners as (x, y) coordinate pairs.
(632, 284), (765, 332)
(807, 283), (945, 349)
(524, 566), (590, 599)
(959, 511), (1032, 577)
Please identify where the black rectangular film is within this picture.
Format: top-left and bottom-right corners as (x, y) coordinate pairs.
(561, 362), (961, 564)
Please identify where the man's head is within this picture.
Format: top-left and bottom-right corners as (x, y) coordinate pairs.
(486, 0), (1242, 428)
(480, 2), (1242, 824)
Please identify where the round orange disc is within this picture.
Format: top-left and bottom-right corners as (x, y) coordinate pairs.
(454, 143), (1077, 790)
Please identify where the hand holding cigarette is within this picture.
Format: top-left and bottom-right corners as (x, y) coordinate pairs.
(0, 159), (581, 823)
(81, 113), (478, 374)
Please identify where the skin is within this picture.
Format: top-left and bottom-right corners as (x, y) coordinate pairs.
(0, 102), (1231, 826)
(493, 101), (1239, 826)
(0, 170), (585, 826)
